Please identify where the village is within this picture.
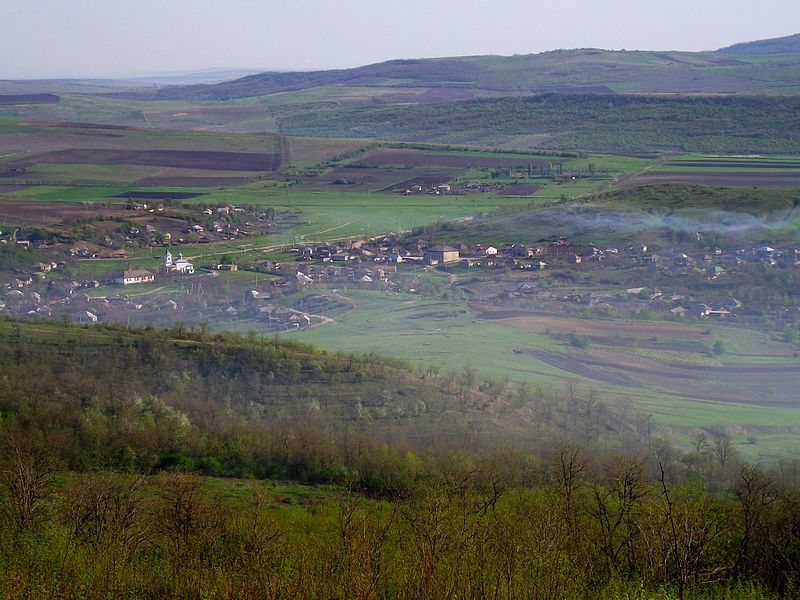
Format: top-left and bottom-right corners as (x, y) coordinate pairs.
(3, 216), (800, 332)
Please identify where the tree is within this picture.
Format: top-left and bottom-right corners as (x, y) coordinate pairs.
(0, 434), (55, 529)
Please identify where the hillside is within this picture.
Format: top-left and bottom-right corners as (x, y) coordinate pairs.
(150, 33), (800, 101)
(720, 32), (800, 55)
(0, 319), (622, 478)
(276, 93), (800, 154)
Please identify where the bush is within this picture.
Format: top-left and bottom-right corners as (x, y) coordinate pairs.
(568, 331), (590, 349)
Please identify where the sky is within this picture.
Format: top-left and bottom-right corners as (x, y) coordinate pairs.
(1, 0), (799, 79)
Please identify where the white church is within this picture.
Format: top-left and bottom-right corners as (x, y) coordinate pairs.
(164, 249), (194, 274)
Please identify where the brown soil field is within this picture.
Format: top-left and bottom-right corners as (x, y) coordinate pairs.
(302, 166), (459, 191)
(519, 349), (639, 388)
(53, 122), (132, 131)
(0, 198), (131, 225)
(133, 176), (254, 187)
(517, 344), (800, 407)
(666, 160), (800, 168)
(487, 310), (800, 406)
(0, 94), (59, 105)
(499, 183), (542, 197)
(352, 148), (559, 169)
(628, 171), (800, 188)
(478, 309), (704, 340)
(10, 149), (280, 171)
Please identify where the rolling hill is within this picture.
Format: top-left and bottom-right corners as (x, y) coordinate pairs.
(150, 33), (800, 101)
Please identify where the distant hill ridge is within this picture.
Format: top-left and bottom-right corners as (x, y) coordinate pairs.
(150, 33), (800, 100)
(719, 33), (800, 54)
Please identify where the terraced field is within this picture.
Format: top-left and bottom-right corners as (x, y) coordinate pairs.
(629, 154), (800, 187)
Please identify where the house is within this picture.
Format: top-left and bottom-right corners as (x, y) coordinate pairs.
(73, 310), (98, 324)
(687, 303), (712, 319)
(160, 299), (178, 310)
(532, 260), (547, 270)
(424, 245), (460, 265)
(719, 297), (742, 310)
(502, 244), (533, 258)
(516, 282), (535, 294)
(674, 252), (690, 265)
(115, 269), (155, 285)
(484, 246), (498, 256)
(569, 255), (582, 264)
(248, 290), (268, 302)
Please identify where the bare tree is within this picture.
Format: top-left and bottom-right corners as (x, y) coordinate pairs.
(0, 433), (54, 529)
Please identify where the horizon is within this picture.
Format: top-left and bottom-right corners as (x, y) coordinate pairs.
(1, 0), (798, 79)
(3, 33), (798, 82)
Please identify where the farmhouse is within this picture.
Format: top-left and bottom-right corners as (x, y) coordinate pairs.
(72, 310), (98, 324)
(424, 245), (460, 265)
(115, 269), (155, 285)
